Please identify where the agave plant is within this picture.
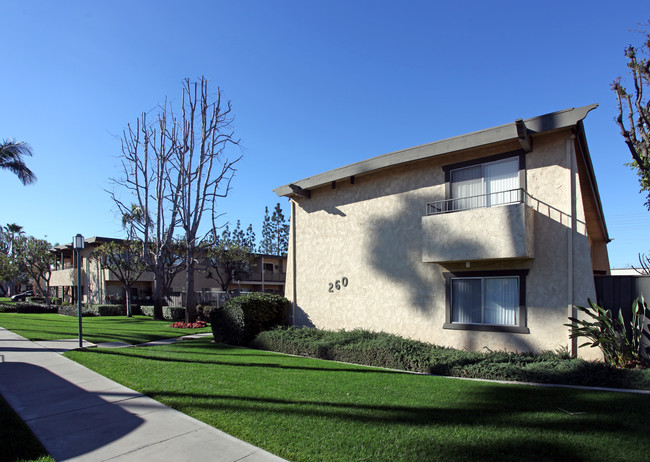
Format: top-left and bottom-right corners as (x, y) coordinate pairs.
(566, 296), (647, 367)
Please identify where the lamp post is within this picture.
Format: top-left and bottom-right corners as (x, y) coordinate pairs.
(73, 234), (85, 348)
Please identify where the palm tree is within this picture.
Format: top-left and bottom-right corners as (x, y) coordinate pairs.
(0, 140), (37, 185)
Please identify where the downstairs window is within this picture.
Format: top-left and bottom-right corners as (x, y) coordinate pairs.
(443, 270), (529, 333)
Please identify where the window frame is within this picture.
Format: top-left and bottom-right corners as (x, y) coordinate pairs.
(443, 269), (529, 334)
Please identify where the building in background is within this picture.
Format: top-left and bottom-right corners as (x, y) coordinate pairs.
(49, 237), (286, 306)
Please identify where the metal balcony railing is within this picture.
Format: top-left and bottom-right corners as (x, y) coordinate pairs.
(426, 188), (525, 215)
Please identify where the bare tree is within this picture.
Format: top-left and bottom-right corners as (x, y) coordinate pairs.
(612, 19), (650, 207)
(175, 77), (241, 322)
(111, 77), (240, 323)
(110, 105), (183, 320)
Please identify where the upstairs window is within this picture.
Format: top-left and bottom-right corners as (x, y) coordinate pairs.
(449, 156), (520, 211)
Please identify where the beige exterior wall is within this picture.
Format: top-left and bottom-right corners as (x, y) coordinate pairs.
(285, 130), (606, 358)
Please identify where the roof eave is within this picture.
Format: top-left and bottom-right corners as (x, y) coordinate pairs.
(274, 104), (598, 197)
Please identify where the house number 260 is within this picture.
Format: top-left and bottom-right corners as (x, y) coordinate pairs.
(328, 277), (349, 293)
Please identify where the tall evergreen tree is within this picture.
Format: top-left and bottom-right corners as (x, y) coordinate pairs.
(258, 206), (273, 254)
(259, 203), (289, 256)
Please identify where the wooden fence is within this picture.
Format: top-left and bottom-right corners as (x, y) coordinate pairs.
(594, 275), (650, 361)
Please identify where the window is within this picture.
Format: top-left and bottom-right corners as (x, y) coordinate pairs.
(452, 276), (518, 325)
(444, 270), (529, 333)
(440, 151), (525, 213)
(263, 263), (274, 272)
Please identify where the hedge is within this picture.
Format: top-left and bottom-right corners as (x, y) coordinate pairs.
(250, 327), (650, 390)
(210, 293), (290, 345)
(15, 303), (58, 314)
(140, 305), (186, 320)
(209, 305), (244, 345)
(58, 304), (142, 317)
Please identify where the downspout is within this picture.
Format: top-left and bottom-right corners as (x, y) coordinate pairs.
(291, 198), (297, 326)
(261, 256), (265, 293)
(567, 134), (577, 357)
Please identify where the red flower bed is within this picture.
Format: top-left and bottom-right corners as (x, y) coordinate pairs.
(170, 321), (208, 329)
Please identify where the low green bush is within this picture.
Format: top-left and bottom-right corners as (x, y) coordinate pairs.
(58, 305), (95, 317)
(196, 304), (213, 322)
(209, 305), (244, 345)
(251, 327), (650, 389)
(57, 304), (142, 317)
(15, 302), (57, 314)
(140, 305), (186, 320)
(222, 293), (290, 344)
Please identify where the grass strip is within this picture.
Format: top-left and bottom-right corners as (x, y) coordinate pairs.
(0, 313), (211, 344)
(0, 393), (53, 462)
(66, 338), (650, 462)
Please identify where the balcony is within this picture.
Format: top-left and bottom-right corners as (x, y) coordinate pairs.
(422, 189), (534, 263)
(242, 271), (286, 283)
(50, 268), (83, 286)
(103, 270), (155, 282)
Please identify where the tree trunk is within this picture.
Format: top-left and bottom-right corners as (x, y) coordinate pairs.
(125, 283), (133, 317)
(185, 251), (197, 323)
(152, 272), (164, 320)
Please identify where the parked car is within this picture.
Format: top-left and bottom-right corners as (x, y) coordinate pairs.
(11, 290), (34, 301)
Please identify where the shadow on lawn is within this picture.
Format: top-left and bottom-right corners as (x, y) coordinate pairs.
(149, 387), (647, 429)
(79, 348), (405, 374)
(145, 387), (649, 461)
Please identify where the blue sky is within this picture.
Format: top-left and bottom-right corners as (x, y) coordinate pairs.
(1, 1), (649, 268)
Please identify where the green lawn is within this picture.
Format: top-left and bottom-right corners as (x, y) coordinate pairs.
(0, 313), (211, 344)
(0, 393), (53, 462)
(65, 338), (650, 462)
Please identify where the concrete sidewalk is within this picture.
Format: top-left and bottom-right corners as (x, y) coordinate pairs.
(0, 327), (287, 462)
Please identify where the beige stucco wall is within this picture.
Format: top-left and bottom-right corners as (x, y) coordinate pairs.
(422, 202), (534, 263)
(285, 130), (605, 358)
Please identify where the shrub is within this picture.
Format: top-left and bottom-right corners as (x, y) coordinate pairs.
(94, 305), (127, 316)
(209, 305), (244, 345)
(567, 297), (648, 367)
(140, 306), (186, 320)
(56, 304), (142, 317)
(15, 302), (57, 314)
(251, 326), (650, 390)
(223, 293), (290, 344)
(58, 305), (95, 317)
(196, 304), (212, 322)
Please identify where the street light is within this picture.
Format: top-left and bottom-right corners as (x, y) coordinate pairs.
(73, 234), (85, 348)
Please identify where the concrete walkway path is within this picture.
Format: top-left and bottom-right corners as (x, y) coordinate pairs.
(0, 327), (287, 462)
